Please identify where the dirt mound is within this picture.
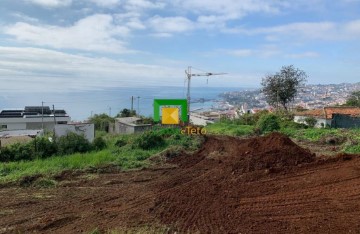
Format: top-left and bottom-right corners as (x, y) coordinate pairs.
(152, 133), (317, 233)
(170, 132), (315, 172)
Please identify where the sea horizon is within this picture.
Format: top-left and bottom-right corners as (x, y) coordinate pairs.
(0, 86), (252, 121)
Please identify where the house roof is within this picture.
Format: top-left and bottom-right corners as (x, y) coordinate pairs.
(115, 117), (151, 127)
(295, 106), (360, 119)
(295, 109), (325, 118)
(324, 106), (360, 119)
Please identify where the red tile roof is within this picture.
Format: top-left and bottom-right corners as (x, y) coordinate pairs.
(324, 107), (360, 119)
(296, 107), (360, 119)
(295, 109), (325, 118)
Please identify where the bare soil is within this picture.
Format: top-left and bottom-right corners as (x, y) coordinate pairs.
(1, 133), (360, 233)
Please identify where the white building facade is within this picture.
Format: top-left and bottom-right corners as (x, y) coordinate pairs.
(0, 106), (71, 131)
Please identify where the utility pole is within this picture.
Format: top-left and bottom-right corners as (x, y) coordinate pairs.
(109, 107), (112, 116)
(41, 101), (44, 130)
(137, 96), (140, 116)
(52, 105), (56, 126)
(131, 96), (134, 112)
(185, 66), (226, 122)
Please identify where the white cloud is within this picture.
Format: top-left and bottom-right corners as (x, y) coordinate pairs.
(11, 12), (39, 23)
(148, 16), (195, 34)
(227, 20), (360, 41)
(125, 0), (166, 11)
(344, 19), (360, 36)
(172, 0), (279, 17)
(25, 0), (72, 8)
(222, 45), (281, 58)
(88, 0), (121, 7)
(285, 52), (320, 58)
(0, 46), (182, 92)
(4, 14), (132, 53)
(226, 49), (254, 57)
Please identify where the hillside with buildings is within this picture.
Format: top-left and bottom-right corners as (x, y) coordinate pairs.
(220, 82), (360, 110)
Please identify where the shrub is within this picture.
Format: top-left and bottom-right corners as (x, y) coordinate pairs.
(114, 138), (127, 147)
(305, 116), (317, 128)
(0, 147), (15, 162)
(10, 143), (34, 161)
(134, 131), (166, 150)
(280, 120), (308, 130)
(57, 132), (92, 155)
(34, 137), (57, 159)
(256, 113), (281, 133)
(92, 137), (107, 151)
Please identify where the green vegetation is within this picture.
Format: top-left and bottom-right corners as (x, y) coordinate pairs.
(206, 122), (254, 136)
(261, 65), (307, 110)
(116, 108), (137, 117)
(345, 91), (360, 107)
(208, 112), (360, 155)
(304, 116), (317, 128)
(256, 113), (281, 133)
(88, 113), (114, 132)
(0, 133), (102, 162)
(0, 128), (202, 183)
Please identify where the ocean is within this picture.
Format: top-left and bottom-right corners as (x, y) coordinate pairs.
(0, 86), (245, 121)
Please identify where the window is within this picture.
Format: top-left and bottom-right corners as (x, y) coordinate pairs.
(1, 125), (7, 129)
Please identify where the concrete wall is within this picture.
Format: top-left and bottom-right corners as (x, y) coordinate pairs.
(134, 125), (152, 133)
(332, 114), (360, 128)
(112, 122), (152, 134)
(1, 123), (26, 130)
(0, 116), (70, 131)
(54, 124), (95, 142)
(294, 116), (331, 128)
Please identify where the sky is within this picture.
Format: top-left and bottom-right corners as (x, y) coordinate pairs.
(0, 0), (360, 93)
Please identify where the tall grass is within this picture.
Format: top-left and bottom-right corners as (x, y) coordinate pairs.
(0, 129), (202, 183)
(206, 123), (254, 136)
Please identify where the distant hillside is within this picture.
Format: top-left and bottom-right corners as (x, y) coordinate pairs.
(220, 82), (360, 109)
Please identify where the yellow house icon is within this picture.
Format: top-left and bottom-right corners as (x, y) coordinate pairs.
(161, 107), (180, 125)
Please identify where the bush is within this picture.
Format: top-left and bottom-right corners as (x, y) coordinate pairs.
(57, 132), (92, 155)
(0, 147), (15, 162)
(280, 120), (308, 130)
(134, 131), (166, 150)
(92, 137), (107, 151)
(34, 137), (57, 159)
(10, 143), (34, 161)
(256, 113), (281, 133)
(305, 116), (317, 128)
(114, 138), (127, 147)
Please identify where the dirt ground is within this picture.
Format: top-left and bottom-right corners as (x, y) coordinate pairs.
(1, 133), (360, 233)
(0, 136), (33, 147)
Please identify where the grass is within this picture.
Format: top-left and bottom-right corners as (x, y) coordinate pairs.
(206, 122), (254, 136)
(206, 121), (360, 154)
(0, 129), (202, 183)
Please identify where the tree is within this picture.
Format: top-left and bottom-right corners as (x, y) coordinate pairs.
(261, 65), (307, 111)
(116, 108), (136, 117)
(345, 91), (360, 107)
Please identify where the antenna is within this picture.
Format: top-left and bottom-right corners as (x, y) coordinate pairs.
(185, 66), (227, 122)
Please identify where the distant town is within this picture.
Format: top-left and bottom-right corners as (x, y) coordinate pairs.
(220, 82), (360, 110)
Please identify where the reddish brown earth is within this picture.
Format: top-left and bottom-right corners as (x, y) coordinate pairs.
(1, 133), (360, 233)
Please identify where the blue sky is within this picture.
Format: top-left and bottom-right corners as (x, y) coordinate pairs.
(0, 0), (359, 93)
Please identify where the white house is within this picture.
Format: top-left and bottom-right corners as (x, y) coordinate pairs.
(109, 117), (152, 134)
(294, 107), (360, 128)
(0, 106), (71, 131)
